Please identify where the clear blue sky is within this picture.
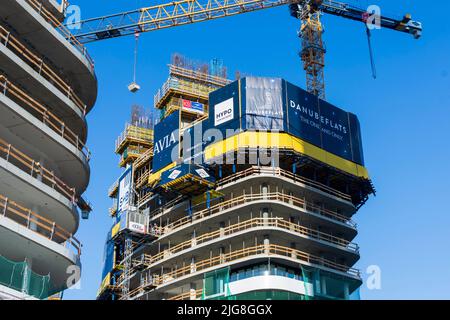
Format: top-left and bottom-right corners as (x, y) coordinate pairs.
(64, 0), (450, 300)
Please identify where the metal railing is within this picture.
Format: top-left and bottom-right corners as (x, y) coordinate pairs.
(131, 243), (359, 297)
(157, 191), (356, 238)
(24, 0), (95, 71)
(140, 217), (359, 269)
(0, 75), (91, 160)
(115, 123), (154, 153)
(154, 76), (217, 108)
(167, 289), (203, 301)
(133, 148), (153, 170)
(218, 166), (353, 203)
(0, 25), (88, 114)
(135, 169), (150, 189)
(169, 65), (230, 87)
(0, 194), (81, 257)
(0, 138), (76, 203)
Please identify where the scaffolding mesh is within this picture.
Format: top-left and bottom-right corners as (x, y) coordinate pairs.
(0, 255), (51, 299)
(202, 267), (230, 300)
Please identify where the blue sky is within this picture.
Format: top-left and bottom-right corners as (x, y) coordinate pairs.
(64, 0), (450, 300)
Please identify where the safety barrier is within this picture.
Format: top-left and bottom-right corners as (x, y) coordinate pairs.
(133, 148), (153, 170)
(157, 191), (356, 240)
(0, 25), (88, 114)
(167, 288), (203, 301)
(0, 255), (51, 299)
(128, 243), (360, 299)
(139, 217), (359, 269)
(0, 138), (76, 203)
(0, 75), (90, 160)
(218, 166), (353, 203)
(0, 194), (81, 257)
(115, 123), (154, 153)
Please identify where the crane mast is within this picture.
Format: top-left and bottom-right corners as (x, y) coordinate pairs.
(66, 0), (422, 99)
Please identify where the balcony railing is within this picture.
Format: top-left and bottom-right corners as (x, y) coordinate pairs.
(167, 289), (203, 301)
(218, 166), (353, 203)
(155, 191), (356, 239)
(133, 148), (153, 170)
(0, 75), (90, 160)
(0, 138), (76, 203)
(0, 25), (88, 114)
(0, 194), (81, 257)
(129, 243), (360, 299)
(138, 217), (359, 270)
(24, 0), (95, 71)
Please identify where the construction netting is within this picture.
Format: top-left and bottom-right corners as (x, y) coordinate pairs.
(202, 267), (231, 300)
(0, 255), (51, 299)
(301, 266), (362, 300)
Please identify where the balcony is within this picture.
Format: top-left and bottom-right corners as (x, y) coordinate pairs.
(0, 25), (88, 117)
(129, 243), (360, 300)
(0, 75), (90, 160)
(0, 0), (97, 111)
(140, 217), (359, 273)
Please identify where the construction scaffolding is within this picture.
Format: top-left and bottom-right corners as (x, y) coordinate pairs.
(98, 55), (373, 301)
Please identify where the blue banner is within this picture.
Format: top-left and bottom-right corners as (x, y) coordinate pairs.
(152, 111), (180, 172)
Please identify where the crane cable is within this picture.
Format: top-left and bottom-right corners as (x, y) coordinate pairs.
(133, 31), (140, 84)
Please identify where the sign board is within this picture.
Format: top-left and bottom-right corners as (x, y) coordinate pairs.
(117, 166), (132, 213)
(182, 99), (204, 114)
(152, 110), (180, 172)
(128, 222), (146, 234)
(285, 81), (364, 165)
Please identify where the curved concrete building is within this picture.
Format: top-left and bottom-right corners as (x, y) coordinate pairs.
(0, 0), (96, 300)
(98, 57), (374, 301)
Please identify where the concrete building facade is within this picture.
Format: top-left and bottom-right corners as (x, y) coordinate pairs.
(0, 0), (97, 299)
(98, 56), (374, 300)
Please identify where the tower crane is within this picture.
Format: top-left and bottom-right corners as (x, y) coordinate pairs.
(66, 0), (422, 99)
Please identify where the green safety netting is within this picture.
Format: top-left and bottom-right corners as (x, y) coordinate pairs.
(0, 255), (51, 299)
(202, 267), (231, 300)
(300, 265), (314, 300)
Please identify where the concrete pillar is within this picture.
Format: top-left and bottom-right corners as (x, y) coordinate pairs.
(191, 229), (197, 247)
(263, 236), (270, 254)
(219, 221), (225, 237)
(190, 257), (196, 273)
(290, 242), (297, 259)
(262, 183), (268, 199)
(190, 282), (197, 300)
(219, 246), (225, 264)
(262, 208), (269, 226)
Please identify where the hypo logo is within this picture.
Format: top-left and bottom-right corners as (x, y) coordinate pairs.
(154, 132), (177, 154)
(214, 98), (234, 126)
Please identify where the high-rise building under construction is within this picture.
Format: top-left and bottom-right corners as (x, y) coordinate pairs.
(0, 0), (96, 299)
(98, 54), (374, 301)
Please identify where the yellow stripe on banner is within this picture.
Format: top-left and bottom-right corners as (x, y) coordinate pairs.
(204, 132), (370, 179)
(148, 162), (177, 185)
(97, 272), (111, 297)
